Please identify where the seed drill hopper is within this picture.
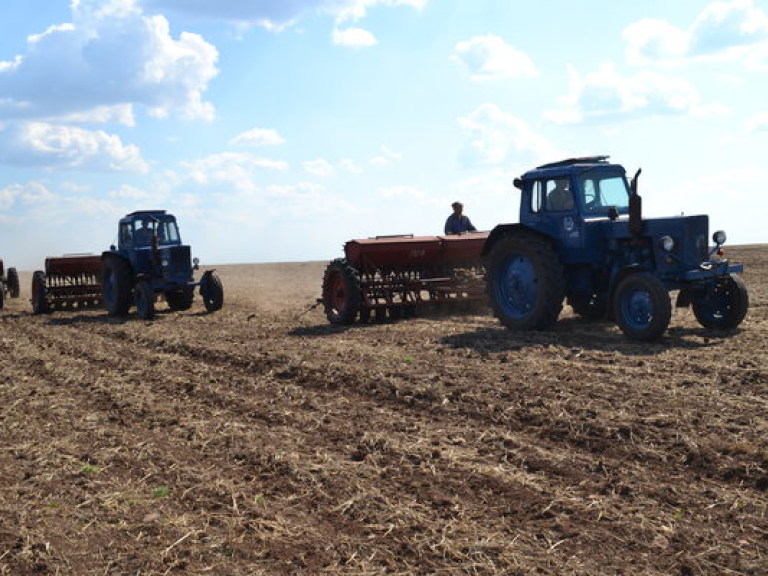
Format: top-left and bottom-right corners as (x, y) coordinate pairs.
(322, 232), (488, 324)
(31, 254), (103, 314)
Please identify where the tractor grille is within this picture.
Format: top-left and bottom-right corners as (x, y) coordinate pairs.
(160, 245), (192, 282)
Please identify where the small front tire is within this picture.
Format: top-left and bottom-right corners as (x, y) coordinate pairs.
(7, 267), (20, 298)
(613, 273), (671, 341)
(200, 273), (224, 313)
(135, 280), (155, 320)
(692, 274), (748, 330)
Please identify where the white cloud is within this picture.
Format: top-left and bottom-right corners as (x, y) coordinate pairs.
(332, 27), (377, 47)
(624, 19), (689, 66)
(339, 158), (362, 173)
(229, 128), (286, 147)
(138, 0), (426, 28)
(370, 145), (402, 166)
(0, 122), (149, 172)
(0, 0), (218, 123)
(458, 103), (559, 167)
(624, 0), (768, 66)
(180, 152), (289, 192)
(545, 64), (726, 125)
(745, 111), (768, 132)
(452, 34), (537, 80)
(379, 184), (425, 200)
(303, 158), (335, 177)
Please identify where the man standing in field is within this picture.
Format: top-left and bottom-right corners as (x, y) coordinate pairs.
(444, 201), (477, 235)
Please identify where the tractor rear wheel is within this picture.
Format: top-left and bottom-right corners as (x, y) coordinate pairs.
(322, 259), (361, 325)
(102, 257), (133, 316)
(7, 267), (19, 298)
(613, 272), (671, 341)
(486, 233), (565, 330)
(692, 274), (748, 330)
(31, 271), (49, 314)
(201, 273), (224, 312)
(135, 280), (155, 320)
(166, 287), (194, 311)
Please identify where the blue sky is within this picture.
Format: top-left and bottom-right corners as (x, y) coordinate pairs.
(1, 0), (767, 269)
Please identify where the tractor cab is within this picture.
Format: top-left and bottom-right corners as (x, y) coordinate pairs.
(515, 156), (632, 258)
(118, 211), (181, 250)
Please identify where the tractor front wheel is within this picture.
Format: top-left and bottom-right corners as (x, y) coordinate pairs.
(613, 272), (671, 341)
(322, 259), (362, 325)
(200, 273), (224, 312)
(7, 267), (19, 298)
(486, 233), (565, 330)
(31, 271), (48, 314)
(135, 280), (155, 320)
(691, 274), (748, 330)
(102, 257), (133, 316)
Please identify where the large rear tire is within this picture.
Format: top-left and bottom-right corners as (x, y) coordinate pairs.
(322, 259), (362, 325)
(486, 233), (565, 330)
(31, 271), (48, 314)
(200, 273), (224, 312)
(692, 274), (748, 330)
(102, 257), (133, 316)
(135, 280), (155, 320)
(613, 272), (671, 341)
(7, 267), (19, 298)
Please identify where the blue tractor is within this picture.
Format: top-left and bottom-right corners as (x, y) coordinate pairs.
(101, 210), (224, 320)
(483, 156), (748, 341)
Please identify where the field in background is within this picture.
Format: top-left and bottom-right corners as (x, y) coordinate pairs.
(1, 246), (766, 575)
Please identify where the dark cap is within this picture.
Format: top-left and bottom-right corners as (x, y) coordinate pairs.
(451, 201), (463, 209)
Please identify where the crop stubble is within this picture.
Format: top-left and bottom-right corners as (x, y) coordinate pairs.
(0, 247), (767, 575)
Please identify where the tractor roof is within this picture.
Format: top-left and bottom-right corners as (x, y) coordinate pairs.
(521, 155), (625, 181)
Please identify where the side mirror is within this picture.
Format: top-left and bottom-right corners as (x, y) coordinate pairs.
(193, 257), (200, 271)
(513, 178), (523, 190)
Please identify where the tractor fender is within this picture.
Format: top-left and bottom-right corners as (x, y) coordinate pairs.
(481, 224), (553, 257)
(199, 269), (217, 286)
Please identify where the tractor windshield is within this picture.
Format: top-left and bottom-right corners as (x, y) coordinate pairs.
(124, 217), (181, 247)
(579, 174), (630, 215)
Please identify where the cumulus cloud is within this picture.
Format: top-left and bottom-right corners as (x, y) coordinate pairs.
(745, 111), (768, 132)
(624, 0), (768, 66)
(0, 0), (218, 123)
(303, 158), (335, 177)
(229, 128), (286, 147)
(545, 64), (727, 124)
(139, 0), (426, 28)
(457, 103), (558, 167)
(332, 27), (377, 47)
(0, 122), (149, 172)
(370, 145), (402, 166)
(180, 152), (289, 192)
(452, 34), (537, 80)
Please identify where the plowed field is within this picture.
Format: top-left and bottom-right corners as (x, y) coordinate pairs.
(1, 246), (767, 575)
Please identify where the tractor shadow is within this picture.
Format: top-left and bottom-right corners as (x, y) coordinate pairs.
(440, 316), (735, 356)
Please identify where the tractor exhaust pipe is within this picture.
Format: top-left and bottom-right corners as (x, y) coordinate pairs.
(629, 168), (642, 242)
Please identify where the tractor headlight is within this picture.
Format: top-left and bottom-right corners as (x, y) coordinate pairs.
(712, 230), (726, 246)
(161, 258), (169, 268)
(659, 235), (675, 252)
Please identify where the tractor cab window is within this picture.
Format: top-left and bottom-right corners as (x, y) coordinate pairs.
(579, 175), (630, 214)
(156, 220), (180, 245)
(545, 179), (574, 211)
(530, 181), (545, 213)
